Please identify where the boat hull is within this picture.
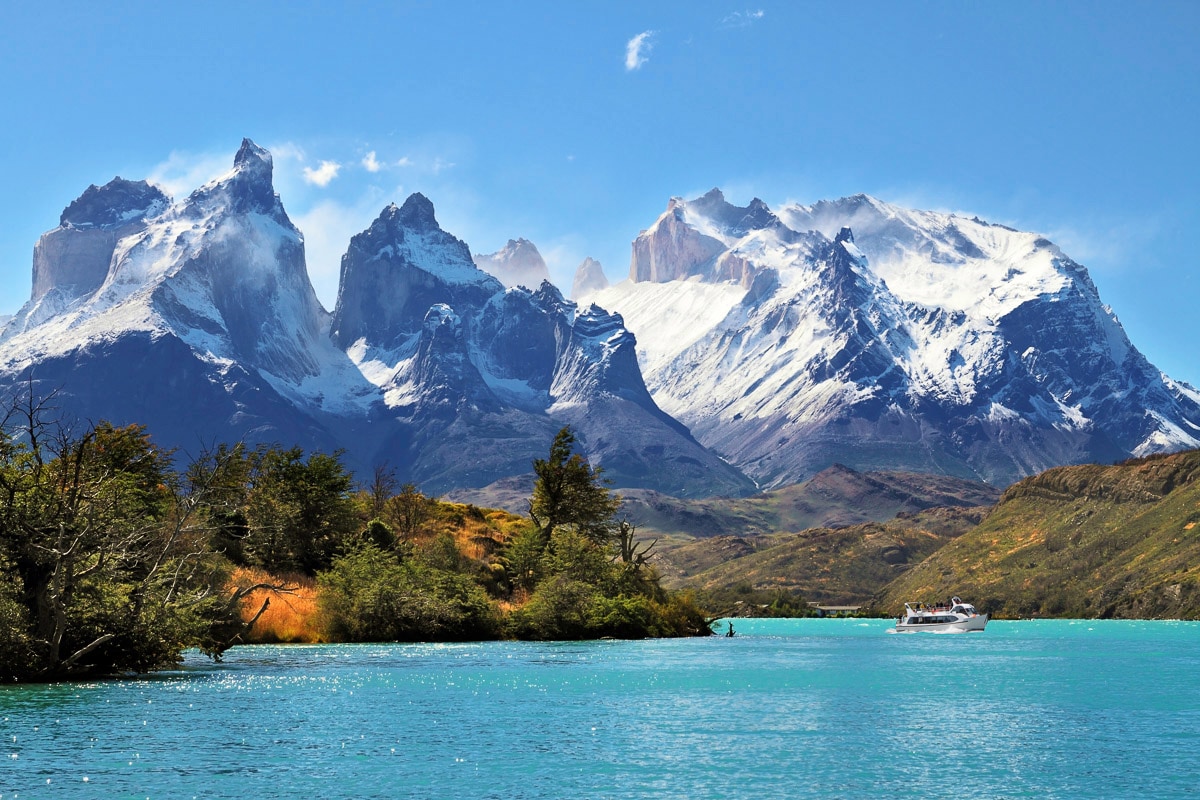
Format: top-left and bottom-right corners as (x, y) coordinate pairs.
(895, 614), (988, 633)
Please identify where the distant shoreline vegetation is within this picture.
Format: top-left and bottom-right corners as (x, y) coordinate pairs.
(0, 397), (709, 684)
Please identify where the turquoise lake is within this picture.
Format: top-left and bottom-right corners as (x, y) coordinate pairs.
(2, 619), (1198, 799)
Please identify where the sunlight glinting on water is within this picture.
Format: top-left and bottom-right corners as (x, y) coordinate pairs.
(2, 620), (1199, 799)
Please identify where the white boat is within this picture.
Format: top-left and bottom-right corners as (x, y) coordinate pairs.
(895, 597), (988, 633)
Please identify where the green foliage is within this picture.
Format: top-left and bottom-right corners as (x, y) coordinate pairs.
(317, 542), (499, 642)
(0, 573), (36, 681)
(362, 518), (396, 550)
(530, 427), (621, 547)
(0, 399), (244, 682)
(503, 525), (546, 594)
(495, 429), (716, 640)
(0, 406), (714, 684)
(189, 443), (358, 575)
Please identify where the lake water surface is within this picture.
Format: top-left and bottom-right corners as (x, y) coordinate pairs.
(2, 619), (1198, 799)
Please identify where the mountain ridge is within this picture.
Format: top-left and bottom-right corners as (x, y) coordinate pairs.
(0, 141), (752, 499)
(582, 190), (1200, 488)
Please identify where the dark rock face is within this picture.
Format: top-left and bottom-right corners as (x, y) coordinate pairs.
(1, 139), (339, 469)
(31, 179), (170, 305)
(186, 138), (284, 219)
(330, 196), (501, 350)
(60, 178), (170, 228)
(331, 196), (758, 497)
(11, 332), (341, 460)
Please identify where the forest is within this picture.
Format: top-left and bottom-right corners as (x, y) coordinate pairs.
(0, 392), (710, 683)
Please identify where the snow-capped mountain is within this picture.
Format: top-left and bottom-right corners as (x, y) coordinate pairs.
(0, 141), (753, 498)
(0, 140), (350, 456)
(472, 237), (551, 290)
(581, 190), (1200, 488)
(331, 198), (754, 496)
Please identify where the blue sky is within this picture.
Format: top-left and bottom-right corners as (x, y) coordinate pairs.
(1, 1), (1197, 385)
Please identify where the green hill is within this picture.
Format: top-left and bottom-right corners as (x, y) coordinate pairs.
(871, 450), (1200, 619)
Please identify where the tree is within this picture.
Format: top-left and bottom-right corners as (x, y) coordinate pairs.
(366, 462), (398, 520)
(0, 392), (249, 680)
(388, 482), (433, 541)
(529, 428), (620, 549)
(228, 446), (358, 574)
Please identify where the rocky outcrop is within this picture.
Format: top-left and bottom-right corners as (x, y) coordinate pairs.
(330, 195), (500, 351)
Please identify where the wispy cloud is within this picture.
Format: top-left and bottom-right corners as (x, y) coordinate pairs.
(302, 160), (341, 187)
(720, 9), (765, 28)
(625, 31), (655, 71)
(293, 190), (390, 308)
(362, 151), (382, 173)
(146, 150), (231, 198)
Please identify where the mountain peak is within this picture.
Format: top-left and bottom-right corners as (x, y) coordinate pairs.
(834, 226), (855, 244)
(571, 257), (609, 300)
(396, 192), (439, 231)
(186, 138), (283, 219)
(473, 237), (550, 290)
(59, 178), (170, 229)
(234, 138), (272, 171)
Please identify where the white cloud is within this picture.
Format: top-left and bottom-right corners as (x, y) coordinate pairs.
(293, 190), (390, 308)
(720, 9), (765, 28)
(302, 160), (341, 187)
(362, 151), (382, 173)
(146, 150), (232, 198)
(396, 156), (412, 168)
(625, 31), (655, 71)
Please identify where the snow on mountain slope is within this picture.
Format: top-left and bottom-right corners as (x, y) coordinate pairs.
(587, 190), (1200, 488)
(0, 139), (375, 419)
(583, 278), (745, 376)
(331, 199), (756, 497)
(0, 141), (757, 499)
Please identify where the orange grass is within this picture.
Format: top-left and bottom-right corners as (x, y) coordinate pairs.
(230, 567), (325, 643)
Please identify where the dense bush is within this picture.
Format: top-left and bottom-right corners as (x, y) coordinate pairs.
(318, 542), (500, 642)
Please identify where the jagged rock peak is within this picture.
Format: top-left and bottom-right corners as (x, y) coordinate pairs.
(571, 257), (609, 299)
(187, 138), (284, 220)
(423, 303), (460, 333)
(687, 187), (779, 236)
(834, 226), (855, 244)
(60, 178), (170, 229)
(574, 303), (626, 338)
(393, 192), (439, 232)
(234, 138), (272, 171)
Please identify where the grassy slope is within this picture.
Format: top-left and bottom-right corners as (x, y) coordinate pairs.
(235, 501), (527, 642)
(871, 450), (1200, 619)
(654, 506), (989, 604)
